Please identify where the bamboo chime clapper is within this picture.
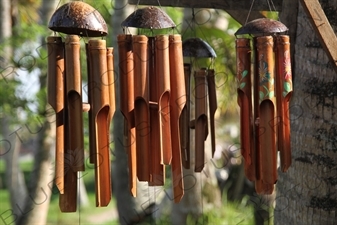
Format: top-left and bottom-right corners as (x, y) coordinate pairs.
(119, 6), (187, 202)
(235, 18), (293, 194)
(47, 2), (115, 211)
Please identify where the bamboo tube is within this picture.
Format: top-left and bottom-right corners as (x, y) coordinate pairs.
(194, 69), (209, 172)
(149, 37), (164, 185)
(133, 35), (151, 182)
(65, 35), (84, 172)
(236, 38), (255, 181)
(275, 35), (293, 172)
(117, 34), (137, 196)
(59, 103), (77, 212)
(88, 39), (111, 207)
(180, 64), (191, 169)
(155, 35), (172, 165)
(207, 69), (217, 158)
(169, 34), (185, 202)
(47, 36), (65, 193)
(255, 36), (277, 186)
(106, 47), (116, 124)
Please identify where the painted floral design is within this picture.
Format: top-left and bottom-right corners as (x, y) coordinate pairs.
(258, 54), (274, 101)
(283, 50), (293, 97)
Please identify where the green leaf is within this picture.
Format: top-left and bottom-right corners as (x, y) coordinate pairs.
(259, 91), (265, 100)
(239, 82), (246, 89)
(242, 70), (248, 78)
(284, 82), (292, 92)
(269, 91), (275, 98)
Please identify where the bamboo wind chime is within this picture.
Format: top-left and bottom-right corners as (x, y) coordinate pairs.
(118, 7), (187, 202)
(182, 38), (218, 172)
(235, 18), (293, 194)
(47, 2), (115, 211)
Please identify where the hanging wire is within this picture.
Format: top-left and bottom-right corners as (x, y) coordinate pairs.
(245, 0), (256, 25)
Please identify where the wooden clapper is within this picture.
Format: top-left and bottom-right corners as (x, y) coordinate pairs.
(235, 18), (293, 194)
(47, 2), (115, 211)
(118, 6), (187, 202)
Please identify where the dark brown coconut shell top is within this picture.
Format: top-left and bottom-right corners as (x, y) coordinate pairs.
(121, 6), (175, 29)
(48, 1), (108, 37)
(235, 18), (288, 36)
(183, 38), (216, 58)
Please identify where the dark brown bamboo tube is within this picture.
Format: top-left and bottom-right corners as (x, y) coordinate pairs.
(255, 36), (277, 185)
(194, 69), (209, 172)
(149, 37), (164, 185)
(86, 43), (96, 164)
(47, 36), (65, 193)
(107, 47), (116, 123)
(236, 38), (255, 181)
(180, 64), (191, 169)
(59, 104), (77, 212)
(65, 35), (84, 172)
(133, 35), (151, 182)
(169, 34), (185, 201)
(155, 35), (172, 165)
(117, 34), (137, 196)
(207, 69), (217, 158)
(88, 39), (111, 207)
(275, 35), (293, 172)
(255, 179), (274, 195)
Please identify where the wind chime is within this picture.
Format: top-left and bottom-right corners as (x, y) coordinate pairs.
(118, 6), (186, 202)
(235, 18), (293, 194)
(47, 1), (115, 211)
(182, 37), (218, 172)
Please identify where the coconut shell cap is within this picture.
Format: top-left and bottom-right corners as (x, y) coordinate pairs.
(48, 1), (108, 37)
(183, 38), (216, 58)
(121, 6), (175, 29)
(235, 18), (288, 36)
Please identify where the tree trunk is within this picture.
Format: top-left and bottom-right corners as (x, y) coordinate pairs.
(274, 1), (337, 224)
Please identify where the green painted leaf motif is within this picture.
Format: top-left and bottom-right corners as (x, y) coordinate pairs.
(269, 91), (274, 98)
(259, 91), (264, 100)
(242, 70), (248, 78)
(283, 91), (288, 97)
(284, 82), (292, 92)
(240, 82), (246, 89)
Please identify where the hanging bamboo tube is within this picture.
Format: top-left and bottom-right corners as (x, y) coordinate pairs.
(64, 35), (84, 171)
(47, 36), (65, 193)
(169, 34), (185, 201)
(207, 69), (217, 158)
(194, 69), (209, 172)
(117, 34), (137, 196)
(275, 35), (293, 172)
(155, 35), (172, 165)
(235, 38), (255, 181)
(88, 39), (111, 207)
(106, 47), (116, 124)
(148, 36), (164, 185)
(254, 36), (277, 194)
(133, 35), (151, 182)
(180, 64), (191, 169)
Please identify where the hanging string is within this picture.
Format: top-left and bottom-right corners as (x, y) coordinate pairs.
(245, 0), (256, 25)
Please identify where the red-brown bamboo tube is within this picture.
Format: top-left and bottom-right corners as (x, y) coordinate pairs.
(169, 34), (185, 202)
(149, 37), (164, 185)
(194, 69), (208, 172)
(255, 36), (277, 186)
(88, 39), (111, 207)
(155, 35), (172, 165)
(236, 38), (255, 181)
(47, 36), (65, 193)
(180, 64), (191, 169)
(133, 35), (151, 182)
(59, 103), (77, 212)
(207, 69), (217, 158)
(117, 34), (137, 196)
(255, 179), (274, 195)
(107, 47), (116, 123)
(65, 35), (84, 172)
(275, 35), (293, 172)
